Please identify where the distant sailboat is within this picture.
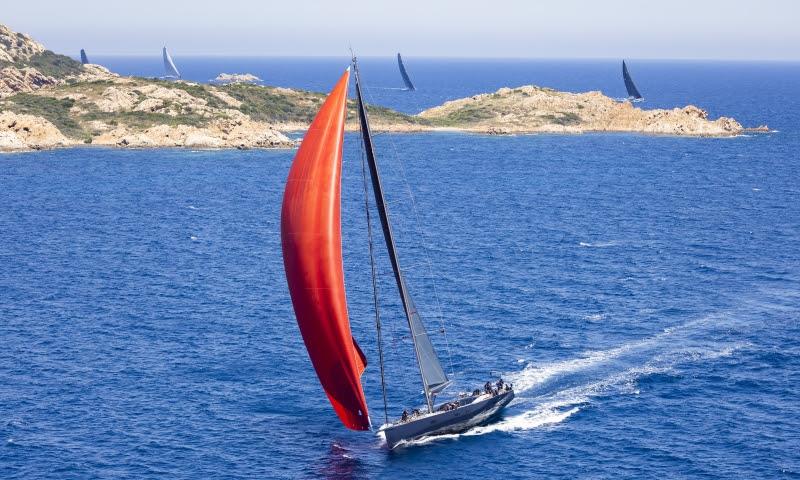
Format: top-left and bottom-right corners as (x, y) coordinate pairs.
(162, 47), (181, 79)
(281, 56), (513, 449)
(622, 60), (643, 102)
(397, 53), (416, 91)
(80, 49), (90, 65)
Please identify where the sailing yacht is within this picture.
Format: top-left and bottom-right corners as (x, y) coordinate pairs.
(281, 58), (513, 449)
(80, 49), (90, 65)
(622, 60), (643, 102)
(397, 53), (416, 91)
(162, 47), (181, 79)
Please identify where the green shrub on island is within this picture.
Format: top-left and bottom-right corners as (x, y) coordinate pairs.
(2, 93), (84, 138)
(81, 110), (210, 129)
(540, 112), (582, 126)
(24, 51), (84, 78)
(430, 105), (494, 127)
(151, 80), (228, 110)
(225, 84), (322, 123)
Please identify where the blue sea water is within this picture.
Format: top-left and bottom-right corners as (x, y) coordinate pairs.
(1, 59), (800, 479)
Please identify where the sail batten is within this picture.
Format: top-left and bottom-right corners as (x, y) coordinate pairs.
(281, 68), (371, 431)
(163, 47), (181, 79)
(353, 60), (448, 412)
(397, 53), (416, 91)
(622, 60), (642, 100)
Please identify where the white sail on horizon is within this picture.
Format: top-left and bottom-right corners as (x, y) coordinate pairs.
(162, 47), (180, 79)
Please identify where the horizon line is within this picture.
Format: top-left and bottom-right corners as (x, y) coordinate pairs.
(69, 53), (800, 63)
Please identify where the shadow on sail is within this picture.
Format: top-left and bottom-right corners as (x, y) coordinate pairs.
(397, 53), (416, 91)
(622, 60), (643, 101)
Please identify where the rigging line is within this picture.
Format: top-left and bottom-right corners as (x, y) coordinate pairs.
(360, 85), (454, 347)
(360, 86), (450, 312)
(360, 85), (457, 380)
(355, 63), (435, 413)
(358, 122), (390, 426)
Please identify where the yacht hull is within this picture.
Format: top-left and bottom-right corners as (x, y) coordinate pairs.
(381, 389), (514, 449)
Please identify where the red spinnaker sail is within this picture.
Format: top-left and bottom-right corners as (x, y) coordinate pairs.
(281, 68), (370, 431)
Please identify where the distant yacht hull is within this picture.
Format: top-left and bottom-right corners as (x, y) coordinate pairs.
(380, 389), (514, 449)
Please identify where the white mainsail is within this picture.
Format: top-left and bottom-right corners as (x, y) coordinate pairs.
(162, 47), (181, 79)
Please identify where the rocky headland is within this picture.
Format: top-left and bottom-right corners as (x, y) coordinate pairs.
(0, 23), (764, 152)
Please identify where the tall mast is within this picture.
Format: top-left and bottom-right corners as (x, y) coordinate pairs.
(359, 130), (389, 425)
(352, 58), (449, 413)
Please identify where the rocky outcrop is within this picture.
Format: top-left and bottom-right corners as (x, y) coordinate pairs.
(95, 86), (139, 112)
(211, 73), (263, 84)
(71, 64), (117, 83)
(0, 66), (58, 97)
(92, 117), (293, 149)
(0, 111), (76, 151)
(0, 24), (45, 62)
(418, 86), (746, 136)
(209, 89), (242, 108)
(93, 83), (219, 117)
(0, 24), (116, 99)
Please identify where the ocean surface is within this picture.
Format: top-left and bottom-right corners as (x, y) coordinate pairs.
(2, 59), (800, 479)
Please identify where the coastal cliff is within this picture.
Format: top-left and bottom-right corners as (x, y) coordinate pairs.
(0, 23), (760, 152)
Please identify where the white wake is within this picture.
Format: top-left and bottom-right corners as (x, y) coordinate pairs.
(392, 313), (748, 448)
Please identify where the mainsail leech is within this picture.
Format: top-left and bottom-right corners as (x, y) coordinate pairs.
(622, 60), (643, 100)
(397, 53), (416, 91)
(163, 47), (181, 79)
(353, 60), (449, 413)
(281, 68), (371, 431)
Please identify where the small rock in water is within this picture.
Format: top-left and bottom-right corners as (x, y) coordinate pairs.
(211, 73), (263, 85)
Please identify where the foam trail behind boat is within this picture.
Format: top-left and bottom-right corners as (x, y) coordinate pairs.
(391, 310), (750, 448)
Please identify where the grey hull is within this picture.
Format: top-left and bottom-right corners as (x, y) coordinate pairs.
(381, 390), (514, 449)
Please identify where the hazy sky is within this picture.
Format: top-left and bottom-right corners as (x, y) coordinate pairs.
(5, 0), (799, 59)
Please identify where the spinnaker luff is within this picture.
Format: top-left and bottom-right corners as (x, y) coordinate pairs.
(280, 68), (371, 431)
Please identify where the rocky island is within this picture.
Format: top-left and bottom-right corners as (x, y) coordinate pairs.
(210, 73), (263, 84)
(418, 86), (746, 136)
(0, 24), (762, 152)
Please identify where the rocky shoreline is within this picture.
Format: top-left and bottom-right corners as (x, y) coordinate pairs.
(0, 23), (766, 153)
(417, 86), (750, 136)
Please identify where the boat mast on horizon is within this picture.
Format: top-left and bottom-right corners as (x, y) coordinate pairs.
(397, 53), (416, 91)
(80, 49), (90, 65)
(162, 46), (181, 79)
(622, 60), (643, 102)
(280, 56), (513, 450)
